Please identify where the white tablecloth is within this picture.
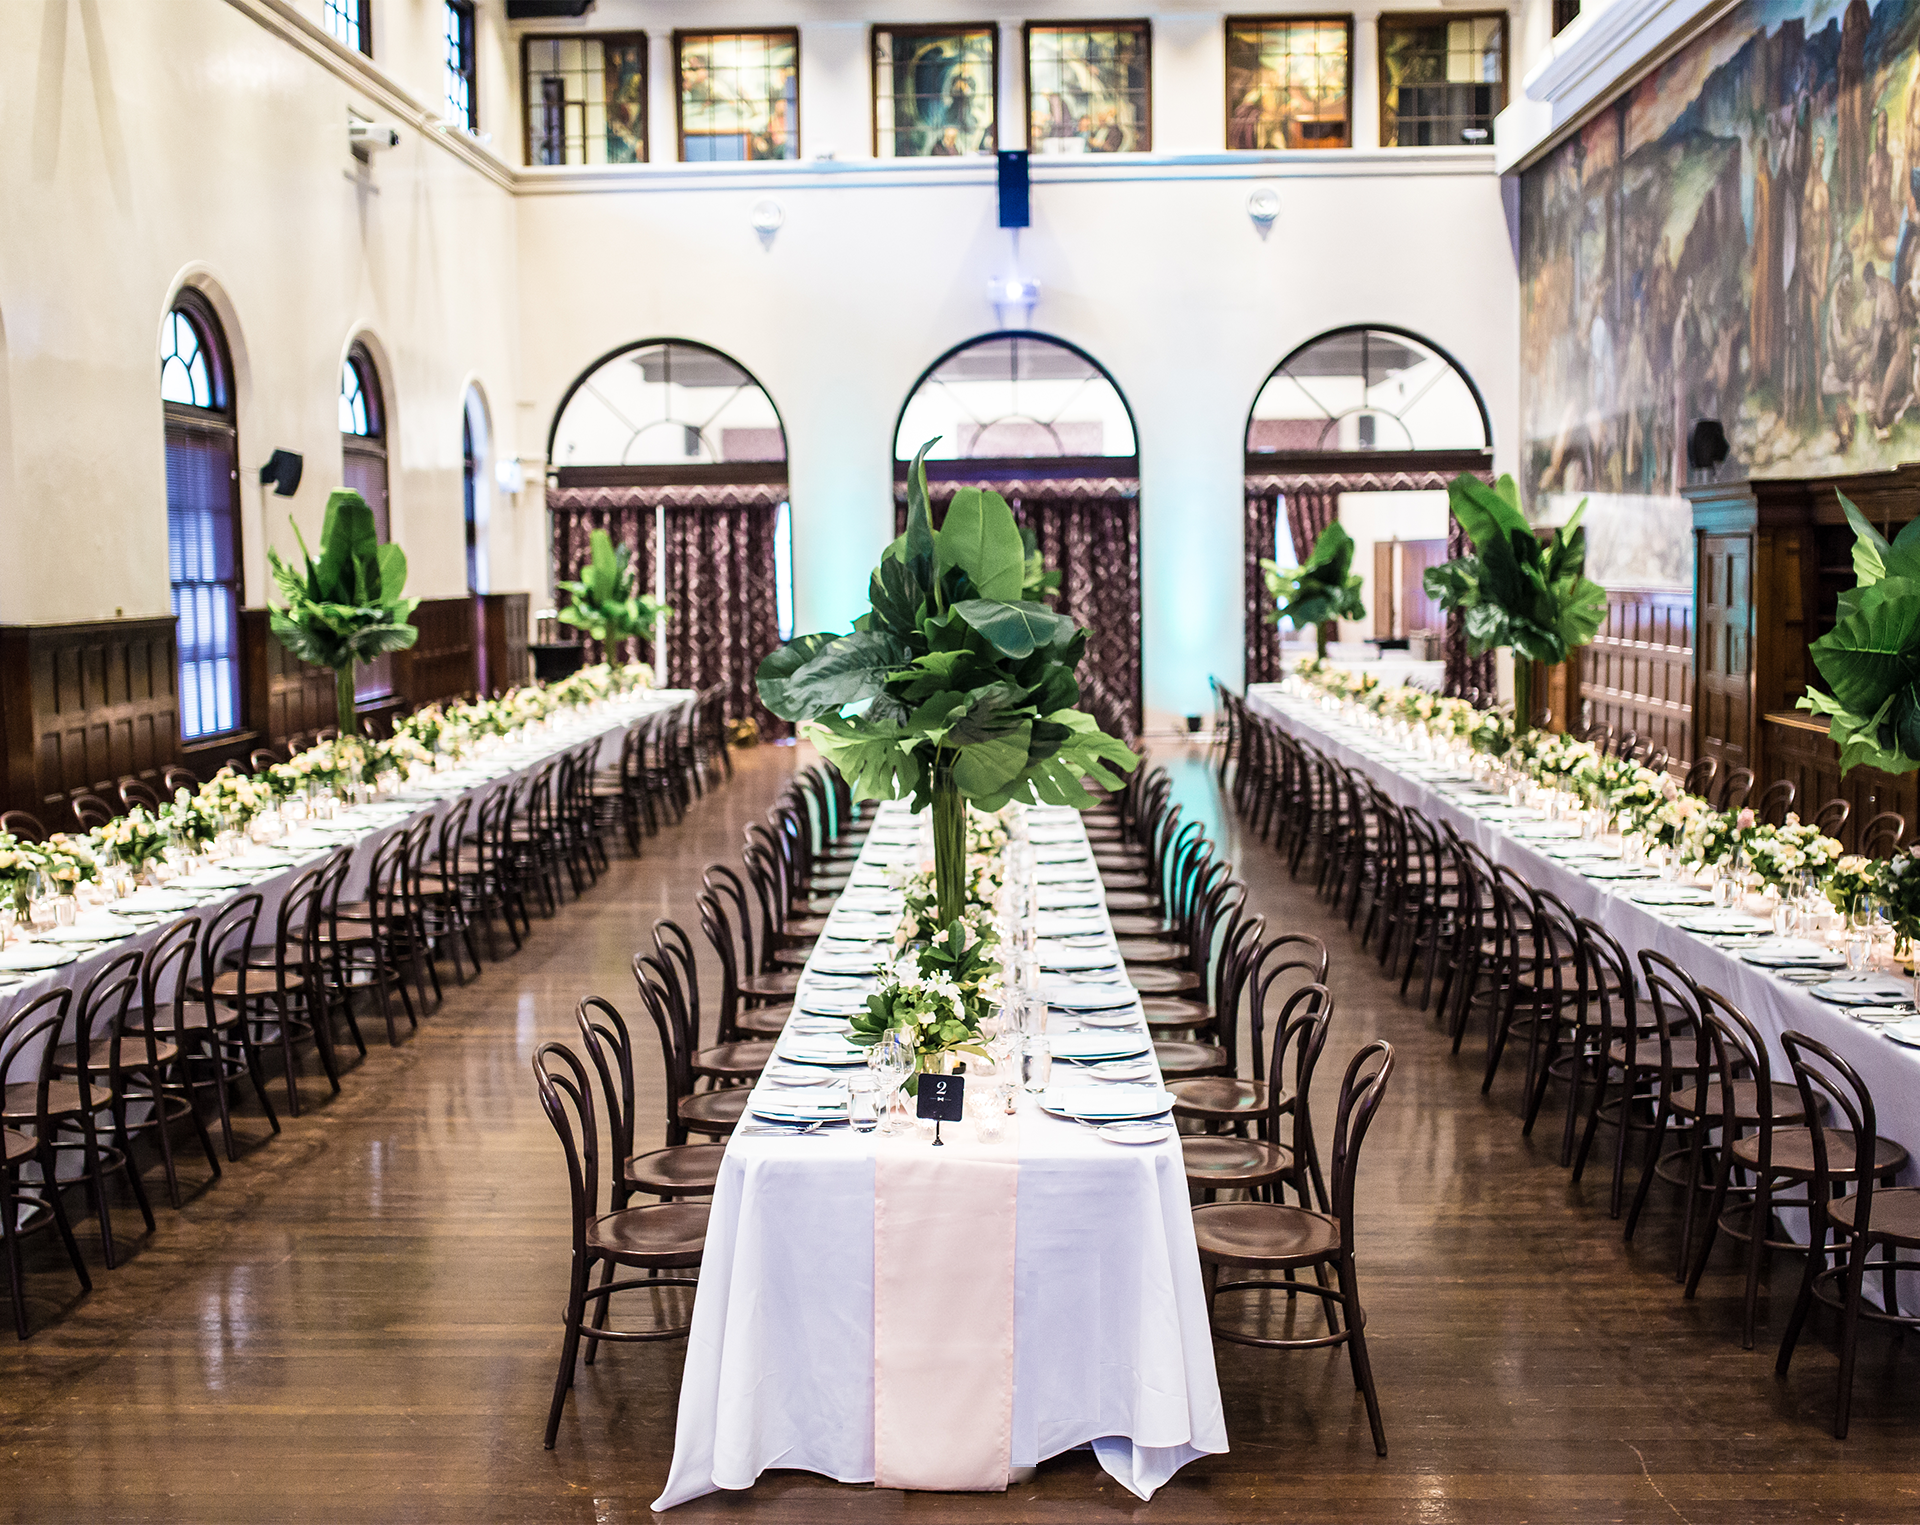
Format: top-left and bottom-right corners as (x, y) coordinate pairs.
(655, 801), (1227, 1509)
(1246, 684), (1920, 1180)
(0, 690), (694, 1045)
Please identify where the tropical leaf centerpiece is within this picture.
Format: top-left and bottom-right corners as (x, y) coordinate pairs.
(1259, 521), (1366, 658)
(267, 490), (419, 737)
(1798, 492), (1920, 774)
(555, 528), (673, 650)
(756, 439), (1139, 939)
(1423, 473), (1607, 728)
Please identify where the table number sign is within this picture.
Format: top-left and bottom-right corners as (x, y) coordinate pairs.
(915, 1073), (965, 1144)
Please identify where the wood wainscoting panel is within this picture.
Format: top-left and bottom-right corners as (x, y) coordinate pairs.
(394, 597), (478, 710)
(1694, 533), (1753, 772)
(478, 593), (529, 697)
(0, 619), (182, 817)
(1577, 588), (1693, 765)
(1763, 710), (1914, 852)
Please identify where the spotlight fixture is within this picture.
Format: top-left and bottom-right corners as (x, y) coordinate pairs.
(349, 120), (403, 154)
(259, 450), (303, 497)
(1246, 187), (1280, 225)
(750, 199), (785, 234)
(990, 276), (1039, 329)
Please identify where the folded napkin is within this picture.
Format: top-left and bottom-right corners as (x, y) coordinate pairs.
(1811, 975), (1914, 1006)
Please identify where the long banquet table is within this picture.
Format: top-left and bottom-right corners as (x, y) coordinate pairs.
(1246, 682), (1920, 1192)
(654, 800), (1226, 1509)
(0, 689), (696, 1040)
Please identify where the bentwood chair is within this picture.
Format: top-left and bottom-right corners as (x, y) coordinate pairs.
(1812, 797), (1852, 841)
(1719, 768), (1756, 814)
(653, 920), (773, 1082)
(631, 957), (751, 1142)
(576, 997), (724, 1206)
(1193, 1040), (1396, 1457)
(162, 765), (201, 797)
(1861, 811), (1907, 860)
(1774, 1032), (1920, 1437)
(0, 991), (92, 1335)
(534, 1041), (707, 1450)
(1753, 778), (1797, 828)
(1183, 983), (1332, 1210)
(70, 793), (116, 832)
(1170, 932), (1329, 1134)
(117, 778), (163, 814)
(1682, 755), (1719, 800)
(0, 811), (46, 843)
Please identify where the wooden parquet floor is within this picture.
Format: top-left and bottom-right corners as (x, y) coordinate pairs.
(0, 743), (1915, 1523)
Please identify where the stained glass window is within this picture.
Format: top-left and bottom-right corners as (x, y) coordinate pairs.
(160, 311), (214, 409)
(323, 0), (369, 57)
(523, 34), (646, 165)
(1380, 14), (1505, 147)
(1026, 22), (1151, 154)
(445, 2), (476, 132)
(677, 30), (800, 162)
(1226, 18), (1351, 150)
(873, 27), (996, 157)
(162, 294), (241, 741)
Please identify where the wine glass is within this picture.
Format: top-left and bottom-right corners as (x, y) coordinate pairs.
(868, 1033), (913, 1135)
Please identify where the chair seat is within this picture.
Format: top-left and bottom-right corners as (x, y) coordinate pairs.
(770, 946), (813, 969)
(626, 1143), (728, 1198)
(1, 1079), (87, 1124)
(1608, 1037), (1697, 1072)
(1670, 1079), (1807, 1125)
(1125, 965), (1201, 996)
(733, 1002), (793, 1037)
(692, 1040), (774, 1079)
(1113, 938), (1183, 965)
(1101, 872), (1151, 892)
(1729, 1127), (1909, 1181)
(1108, 914), (1177, 938)
(53, 1037), (179, 1073)
(1183, 1133), (1295, 1190)
(584, 1199), (710, 1268)
(784, 916), (831, 938)
(1830, 1185), (1920, 1246)
(1154, 1040), (1229, 1078)
(1102, 890), (1158, 912)
(4, 1128), (36, 1165)
(1141, 997), (1212, 1030)
(740, 971), (803, 999)
(1171, 1076), (1266, 1120)
(190, 969), (307, 999)
(678, 1088), (750, 1135)
(1192, 1200), (1340, 1269)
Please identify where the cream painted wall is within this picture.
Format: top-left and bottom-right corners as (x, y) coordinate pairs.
(0, 0), (523, 625)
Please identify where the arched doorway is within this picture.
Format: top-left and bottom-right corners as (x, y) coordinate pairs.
(546, 339), (791, 730)
(1244, 325), (1492, 697)
(893, 333), (1142, 739)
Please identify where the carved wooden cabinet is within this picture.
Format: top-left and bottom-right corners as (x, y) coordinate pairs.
(1687, 466), (1920, 846)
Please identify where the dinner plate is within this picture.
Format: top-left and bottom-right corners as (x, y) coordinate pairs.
(779, 1035), (869, 1066)
(1544, 845), (1621, 861)
(1038, 914), (1107, 936)
(1072, 1006), (1145, 1028)
(750, 1094), (849, 1123)
(812, 952), (882, 976)
(44, 921), (135, 945)
(1811, 976), (1914, 1006)
(836, 891), (902, 912)
(1033, 847), (1086, 864)
(1883, 1019), (1920, 1048)
(1051, 1031), (1150, 1061)
(1582, 864), (1663, 881)
(1740, 939), (1845, 969)
(1098, 1119), (1175, 1146)
(1038, 889), (1103, 910)
(1510, 822), (1584, 840)
(800, 993), (873, 1017)
(0, 945), (77, 972)
(1846, 1005), (1918, 1026)
(1627, 885), (1715, 906)
(1040, 1084), (1175, 1122)
(1677, 912), (1773, 934)
(1038, 946), (1120, 973)
(113, 889), (199, 914)
(1045, 981), (1137, 1011)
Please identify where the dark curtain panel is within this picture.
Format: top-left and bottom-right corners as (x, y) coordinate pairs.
(1443, 513), (1497, 702)
(661, 502), (784, 734)
(1244, 486), (1284, 685)
(1282, 486), (1337, 563)
(895, 478), (1142, 741)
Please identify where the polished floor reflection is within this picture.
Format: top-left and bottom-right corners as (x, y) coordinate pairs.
(1, 743), (1914, 1524)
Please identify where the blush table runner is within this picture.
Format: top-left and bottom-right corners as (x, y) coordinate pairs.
(653, 800), (1226, 1509)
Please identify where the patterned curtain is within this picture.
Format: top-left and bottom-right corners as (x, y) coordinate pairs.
(1282, 486), (1338, 563)
(548, 481), (786, 731)
(661, 502), (785, 735)
(895, 477), (1143, 741)
(1443, 513), (1498, 703)
(1244, 485), (1284, 685)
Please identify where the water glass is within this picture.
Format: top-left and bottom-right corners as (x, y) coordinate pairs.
(53, 895), (76, 929)
(846, 1074), (880, 1135)
(1020, 1033), (1051, 1093)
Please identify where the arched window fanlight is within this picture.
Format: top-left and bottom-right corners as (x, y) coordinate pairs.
(160, 310), (222, 410)
(549, 340), (785, 467)
(894, 334), (1136, 467)
(1246, 325), (1489, 456)
(340, 350), (381, 438)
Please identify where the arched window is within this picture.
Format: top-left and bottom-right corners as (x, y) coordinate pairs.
(548, 339), (791, 723)
(893, 333), (1142, 738)
(163, 291), (242, 741)
(341, 341), (392, 701)
(1243, 324), (1492, 693)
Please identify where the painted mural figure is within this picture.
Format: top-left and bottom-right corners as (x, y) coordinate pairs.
(1522, 0), (1920, 576)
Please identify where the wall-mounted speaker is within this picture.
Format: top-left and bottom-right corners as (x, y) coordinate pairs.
(997, 151), (1030, 229)
(1686, 418), (1729, 471)
(259, 450), (303, 497)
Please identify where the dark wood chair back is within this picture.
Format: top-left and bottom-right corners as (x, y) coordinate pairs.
(0, 810), (46, 843)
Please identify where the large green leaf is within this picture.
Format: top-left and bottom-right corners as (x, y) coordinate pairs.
(777, 631), (911, 713)
(1423, 558), (1483, 611)
(868, 554), (928, 637)
(902, 438), (939, 603)
(945, 682), (1031, 746)
(951, 599), (1078, 658)
(1842, 492), (1893, 587)
(1809, 578), (1920, 715)
(756, 632), (838, 718)
(803, 713), (923, 801)
(1553, 574), (1609, 650)
(950, 724), (1032, 798)
(936, 487), (1025, 602)
(1446, 473), (1530, 554)
(1798, 687), (1920, 775)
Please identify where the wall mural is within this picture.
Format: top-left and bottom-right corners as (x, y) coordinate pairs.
(1520, 0), (1920, 590)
